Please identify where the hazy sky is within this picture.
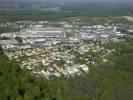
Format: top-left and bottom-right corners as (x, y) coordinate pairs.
(0, 0), (133, 3)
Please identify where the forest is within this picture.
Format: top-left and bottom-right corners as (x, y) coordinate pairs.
(0, 27), (20, 33)
(0, 3), (133, 22)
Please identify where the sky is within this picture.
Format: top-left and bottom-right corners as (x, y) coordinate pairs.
(0, 0), (133, 2)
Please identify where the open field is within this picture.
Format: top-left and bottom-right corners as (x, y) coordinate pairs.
(124, 16), (133, 22)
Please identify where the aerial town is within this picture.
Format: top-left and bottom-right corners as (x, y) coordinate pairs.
(0, 19), (131, 79)
(0, 1), (133, 99)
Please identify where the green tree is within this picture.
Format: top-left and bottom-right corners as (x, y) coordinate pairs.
(15, 36), (23, 44)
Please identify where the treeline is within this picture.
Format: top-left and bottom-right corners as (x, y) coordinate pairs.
(0, 4), (133, 22)
(0, 10), (74, 22)
(0, 27), (20, 33)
